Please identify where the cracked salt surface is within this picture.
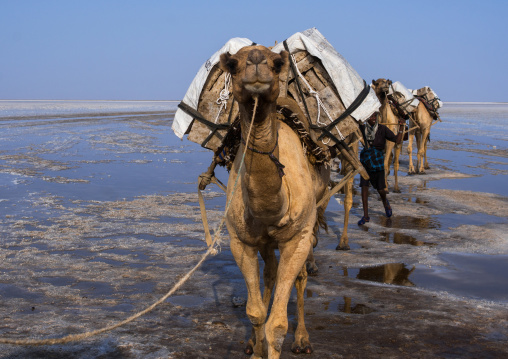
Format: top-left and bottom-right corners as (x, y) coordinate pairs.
(0, 102), (507, 358)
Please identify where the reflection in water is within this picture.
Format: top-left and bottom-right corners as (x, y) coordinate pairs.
(380, 215), (440, 230)
(322, 296), (374, 315)
(407, 181), (427, 194)
(357, 263), (416, 286)
(379, 231), (437, 247)
(339, 297), (375, 314)
(402, 195), (428, 204)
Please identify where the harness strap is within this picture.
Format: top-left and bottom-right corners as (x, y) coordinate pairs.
(178, 101), (231, 147)
(241, 132), (285, 177)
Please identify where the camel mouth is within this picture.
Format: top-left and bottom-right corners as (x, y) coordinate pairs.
(244, 81), (271, 93)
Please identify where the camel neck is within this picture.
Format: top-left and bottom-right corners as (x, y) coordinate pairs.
(238, 102), (288, 222)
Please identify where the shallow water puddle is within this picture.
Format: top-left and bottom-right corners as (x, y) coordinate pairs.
(411, 253), (508, 302)
(342, 253), (508, 302)
(377, 212), (505, 232)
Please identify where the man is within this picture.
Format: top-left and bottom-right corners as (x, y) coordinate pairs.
(357, 112), (404, 225)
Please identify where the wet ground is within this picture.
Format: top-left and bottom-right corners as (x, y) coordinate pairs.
(0, 101), (507, 358)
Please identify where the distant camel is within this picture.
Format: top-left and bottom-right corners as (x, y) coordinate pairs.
(407, 101), (434, 174)
(220, 45), (330, 358)
(371, 78), (405, 192)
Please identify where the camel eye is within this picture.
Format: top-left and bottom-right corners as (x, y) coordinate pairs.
(272, 58), (284, 74)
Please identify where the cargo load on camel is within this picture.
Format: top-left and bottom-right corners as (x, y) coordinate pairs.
(173, 28), (380, 172)
(411, 86), (443, 119)
(387, 81), (420, 117)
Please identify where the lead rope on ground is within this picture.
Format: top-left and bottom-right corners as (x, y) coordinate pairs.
(0, 97), (259, 347)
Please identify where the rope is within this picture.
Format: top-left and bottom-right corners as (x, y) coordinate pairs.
(0, 97), (260, 347)
(290, 54), (345, 144)
(211, 73), (232, 131)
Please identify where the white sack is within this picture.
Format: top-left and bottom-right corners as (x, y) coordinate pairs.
(388, 81), (420, 113)
(172, 28), (380, 139)
(172, 37), (253, 139)
(272, 28), (380, 124)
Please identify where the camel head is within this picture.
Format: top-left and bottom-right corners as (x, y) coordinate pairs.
(220, 46), (289, 107)
(371, 78), (392, 100)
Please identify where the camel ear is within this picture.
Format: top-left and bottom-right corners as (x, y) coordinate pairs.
(219, 52), (238, 75)
(372, 79), (376, 85)
(272, 50), (289, 74)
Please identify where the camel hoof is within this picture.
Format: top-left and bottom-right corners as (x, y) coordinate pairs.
(306, 262), (319, 276)
(307, 267), (319, 277)
(418, 171), (426, 175)
(393, 188), (401, 193)
(292, 345), (312, 354)
(335, 243), (350, 251)
(244, 345), (253, 355)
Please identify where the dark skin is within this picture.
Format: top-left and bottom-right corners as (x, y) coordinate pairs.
(361, 113), (404, 219)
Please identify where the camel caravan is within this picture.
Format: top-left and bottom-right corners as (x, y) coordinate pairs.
(172, 28), (441, 358)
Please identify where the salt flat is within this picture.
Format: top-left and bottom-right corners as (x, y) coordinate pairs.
(0, 102), (507, 358)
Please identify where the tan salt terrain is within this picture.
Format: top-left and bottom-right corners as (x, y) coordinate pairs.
(0, 104), (507, 358)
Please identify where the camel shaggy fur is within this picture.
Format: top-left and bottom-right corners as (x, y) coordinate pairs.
(220, 45), (330, 358)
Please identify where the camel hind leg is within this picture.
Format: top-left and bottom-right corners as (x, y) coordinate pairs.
(424, 134), (431, 170)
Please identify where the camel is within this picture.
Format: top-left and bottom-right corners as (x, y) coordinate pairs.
(407, 101), (434, 174)
(219, 45), (331, 358)
(371, 78), (405, 192)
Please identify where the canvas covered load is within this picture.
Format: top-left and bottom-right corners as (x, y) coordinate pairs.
(388, 81), (420, 116)
(173, 28), (380, 152)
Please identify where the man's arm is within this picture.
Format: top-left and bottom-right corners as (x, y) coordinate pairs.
(384, 119), (406, 144)
(395, 118), (405, 144)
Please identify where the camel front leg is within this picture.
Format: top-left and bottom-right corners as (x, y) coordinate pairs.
(393, 144), (402, 193)
(265, 230), (313, 359)
(244, 245), (278, 356)
(229, 234), (266, 359)
(337, 174), (353, 250)
(291, 264), (312, 354)
(384, 141), (395, 191)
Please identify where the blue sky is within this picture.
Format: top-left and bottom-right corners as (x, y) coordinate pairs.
(1, 0), (507, 102)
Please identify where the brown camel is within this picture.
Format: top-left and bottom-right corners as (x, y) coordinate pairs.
(371, 78), (405, 192)
(220, 45), (330, 358)
(407, 101), (434, 174)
